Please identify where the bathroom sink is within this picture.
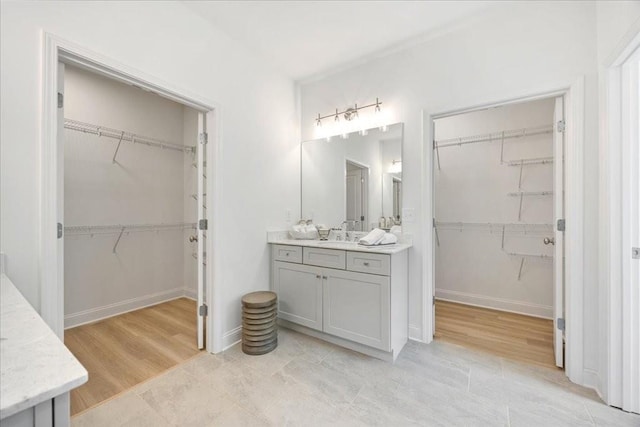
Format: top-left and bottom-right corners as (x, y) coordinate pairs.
(316, 241), (359, 248)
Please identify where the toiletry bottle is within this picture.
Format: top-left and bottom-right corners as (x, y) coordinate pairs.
(379, 217), (385, 228)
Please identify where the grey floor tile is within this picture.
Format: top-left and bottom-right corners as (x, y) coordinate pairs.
(72, 328), (638, 427)
(71, 392), (169, 427)
(584, 399), (640, 427)
(280, 357), (365, 410)
(509, 403), (594, 427)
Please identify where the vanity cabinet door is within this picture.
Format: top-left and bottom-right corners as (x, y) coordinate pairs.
(273, 261), (323, 331)
(323, 269), (390, 351)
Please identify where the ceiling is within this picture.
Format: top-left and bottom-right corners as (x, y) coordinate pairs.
(182, 1), (499, 81)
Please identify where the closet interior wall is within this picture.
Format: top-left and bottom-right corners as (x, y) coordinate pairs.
(434, 98), (555, 318)
(63, 65), (198, 328)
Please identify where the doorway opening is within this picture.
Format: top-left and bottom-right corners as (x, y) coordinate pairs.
(431, 96), (565, 369)
(59, 63), (209, 415)
(345, 160), (369, 231)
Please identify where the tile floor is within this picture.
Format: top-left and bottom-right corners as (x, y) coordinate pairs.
(72, 328), (640, 426)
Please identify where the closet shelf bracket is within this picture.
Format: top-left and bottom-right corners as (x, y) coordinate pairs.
(113, 227), (125, 254)
(112, 131), (125, 164)
(518, 257), (525, 281)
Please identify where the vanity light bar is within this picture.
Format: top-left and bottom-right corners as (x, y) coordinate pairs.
(315, 98), (382, 127)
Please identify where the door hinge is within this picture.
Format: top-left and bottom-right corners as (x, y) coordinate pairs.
(199, 304), (208, 316)
(199, 219), (208, 230)
(633, 247), (640, 259)
(57, 92), (63, 108)
(557, 120), (565, 133)
(57, 223), (63, 239)
(557, 219), (566, 232)
(557, 318), (565, 331)
(199, 132), (208, 144)
(433, 296), (436, 305)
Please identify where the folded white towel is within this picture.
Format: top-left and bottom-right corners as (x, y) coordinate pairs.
(290, 224), (318, 239)
(389, 225), (402, 237)
(359, 228), (386, 246)
(379, 233), (398, 245)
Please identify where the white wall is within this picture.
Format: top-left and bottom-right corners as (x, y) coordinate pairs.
(63, 65), (196, 327)
(300, 1), (599, 381)
(0, 1), (298, 347)
(434, 98), (555, 318)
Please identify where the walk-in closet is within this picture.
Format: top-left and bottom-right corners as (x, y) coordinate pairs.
(60, 65), (206, 415)
(432, 97), (564, 368)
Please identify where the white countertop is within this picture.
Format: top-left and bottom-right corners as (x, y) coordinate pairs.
(0, 274), (87, 419)
(268, 238), (412, 254)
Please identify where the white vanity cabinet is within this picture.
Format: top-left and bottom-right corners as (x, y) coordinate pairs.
(270, 242), (409, 361)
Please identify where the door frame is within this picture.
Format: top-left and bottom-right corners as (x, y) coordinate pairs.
(602, 28), (640, 411)
(40, 32), (224, 353)
(421, 78), (585, 383)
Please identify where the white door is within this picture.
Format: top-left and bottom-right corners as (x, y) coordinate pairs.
(553, 96), (565, 368)
(346, 168), (362, 227)
(346, 163), (367, 231)
(196, 113), (206, 349)
(56, 62), (65, 337)
(621, 46), (640, 413)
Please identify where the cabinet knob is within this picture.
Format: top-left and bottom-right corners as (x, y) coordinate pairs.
(363, 262), (370, 266)
(285, 252), (289, 256)
(316, 275), (321, 279)
(322, 275), (327, 280)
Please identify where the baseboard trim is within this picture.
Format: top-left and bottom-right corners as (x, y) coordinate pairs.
(222, 326), (242, 351)
(183, 288), (197, 301)
(435, 289), (553, 319)
(408, 324), (424, 342)
(582, 368), (600, 393)
(64, 288), (186, 329)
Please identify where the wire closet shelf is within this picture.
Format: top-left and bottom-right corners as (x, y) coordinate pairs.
(64, 222), (197, 236)
(434, 124), (554, 149)
(64, 119), (196, 154)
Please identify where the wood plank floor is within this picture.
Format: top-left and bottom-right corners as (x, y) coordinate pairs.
(64, 298), (201, 416)
(434, 300), (557, 369)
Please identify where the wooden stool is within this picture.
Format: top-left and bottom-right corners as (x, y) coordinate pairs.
(241, 291), (277, 355)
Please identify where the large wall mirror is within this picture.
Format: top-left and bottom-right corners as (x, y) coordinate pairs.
(301, 123), (403, 231)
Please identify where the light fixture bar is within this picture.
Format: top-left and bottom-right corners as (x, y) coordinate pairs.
(315, 98), (382, 124)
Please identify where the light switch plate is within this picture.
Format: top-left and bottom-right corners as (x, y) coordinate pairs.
(402, 208), (416, 223)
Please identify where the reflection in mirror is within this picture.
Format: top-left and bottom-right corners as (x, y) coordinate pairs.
(301, 123), (403, 231)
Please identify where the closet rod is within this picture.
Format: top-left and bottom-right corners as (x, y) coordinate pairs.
(64, 119), (196, 154)
(504, 156), (554, 166)
(507, 191), (553, 197)
(435, 221), (553, 231)
(64, 222), (196, 236)
(506, 252), (553, 259)
(434, 124), (553, 149)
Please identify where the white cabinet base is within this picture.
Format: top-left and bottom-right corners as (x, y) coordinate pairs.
(278, 319), (402, 362)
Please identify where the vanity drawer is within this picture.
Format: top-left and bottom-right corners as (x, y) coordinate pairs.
(272, 244), (302, 263)
(347, 252), (390, 276)
(303, 247), (346, 270)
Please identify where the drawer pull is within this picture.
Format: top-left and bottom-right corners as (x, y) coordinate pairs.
(363, 262), (370, 266)
(285, 253), (290, 256)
